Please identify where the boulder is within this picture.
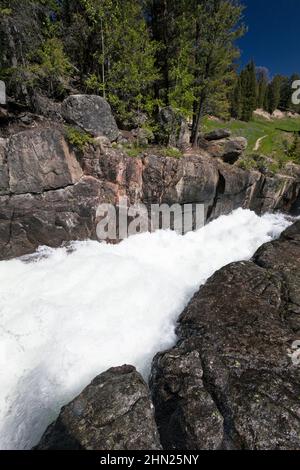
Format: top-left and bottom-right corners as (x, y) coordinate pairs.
(7, 128), (83, 194)
(0, 176), (108, 260)
(151, 221), (300, 450)
(62, 95), (119, 142)
(150, 347), (224, 450)
(36, 365), (161, 450)
(32, 93), (63, 121)
(204, 129), (231, 141)
(205, 136), (248, 164)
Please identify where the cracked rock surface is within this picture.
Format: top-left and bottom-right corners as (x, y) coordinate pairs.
(150, 220), (300, 450)
(0, 121), (300, 260)
(35, 365), (161, 450)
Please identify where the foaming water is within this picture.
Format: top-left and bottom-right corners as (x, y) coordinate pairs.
(0, 209), (293, 449)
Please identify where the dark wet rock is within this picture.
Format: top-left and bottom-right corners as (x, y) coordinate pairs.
(150, 347), (224, 450)
(151, 222), (300, 450)
(204, 129), (231, 141)
(36, 365), (161, 450)
(62, 95), (119, 141)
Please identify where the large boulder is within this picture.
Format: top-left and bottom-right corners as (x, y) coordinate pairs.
(0, 176), (108, 260)
(150, 347), (224, 450)
(151, 221), (300, 450)
(203, 129), (231, 141)
(7, 128), (83, 194)
(205, 136), (248, 164)
(36, 365), (161, 450)
(62, 95), (119, 142)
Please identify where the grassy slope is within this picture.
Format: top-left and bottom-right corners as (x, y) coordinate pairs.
(202, 115), (300, 159)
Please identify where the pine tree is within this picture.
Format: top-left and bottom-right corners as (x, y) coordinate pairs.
(239, 61), (257, 121)
(190, 0), (245, 145)
(231, 75), (242, 119)
(256, 67), (269, 109)
(62, 0), (158, 126)
(266, 75), (283, 114)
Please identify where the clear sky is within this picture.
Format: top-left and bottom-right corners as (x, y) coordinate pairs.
(238, 0), (300, 77)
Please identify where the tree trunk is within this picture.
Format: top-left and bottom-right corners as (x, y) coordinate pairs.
(100, 17), (106, 99)
(191, 92), (206, 147)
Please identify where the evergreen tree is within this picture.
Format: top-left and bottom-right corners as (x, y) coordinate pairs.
(231, 74), (242, 119)
(240, 61), (257, 121)
(266, 75), (283, 114)
(61, 0), (158, 126)
(190, 0), (245, 145)
(256, 67), (269, 109)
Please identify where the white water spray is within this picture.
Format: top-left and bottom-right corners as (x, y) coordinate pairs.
(0, 209), (293, 449)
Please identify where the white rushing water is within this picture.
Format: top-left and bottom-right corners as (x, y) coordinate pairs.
(0, 208), (293, 449)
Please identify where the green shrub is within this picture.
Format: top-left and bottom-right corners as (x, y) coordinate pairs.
(30, 38), (73, 98)
(287, 134), (300, 164)
(159, 147), (183, 159)
(126, 146), (145, 158)
(65, 127), (94, 151)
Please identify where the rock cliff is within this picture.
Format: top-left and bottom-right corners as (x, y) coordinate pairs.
(0, 104), (300, 260)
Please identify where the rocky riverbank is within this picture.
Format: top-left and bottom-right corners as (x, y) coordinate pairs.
(35, 219), (300, 450)
(2, 94), (300, 450)
(1, 94), (300, 260)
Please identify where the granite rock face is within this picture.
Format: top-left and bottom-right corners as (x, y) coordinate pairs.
(62, 95), (119, 141)
(0, 121), (300, 260)
(36, 365), (161, 451)
(150, 221), (300, 450)
(7, 128), (83, 194)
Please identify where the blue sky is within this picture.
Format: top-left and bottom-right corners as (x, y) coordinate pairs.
(238, 0), (300, 77)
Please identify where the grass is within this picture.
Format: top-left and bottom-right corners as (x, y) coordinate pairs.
(158, 147), (183, 159)
(126, 146), (145, 158)
(125, 145), (183, 159)
(202, 115), (300, 159)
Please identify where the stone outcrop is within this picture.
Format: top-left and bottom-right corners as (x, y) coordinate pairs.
(62, 95), (119, 141)
(150, 220), (300, 450)
(7, 128), (83, 194)
(203, 129), (231, 141)
(0, 121), (300, 260)
(35, 365), (161, 451)
(200, 134), (248, 164)
(149, 347), (224, 450)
